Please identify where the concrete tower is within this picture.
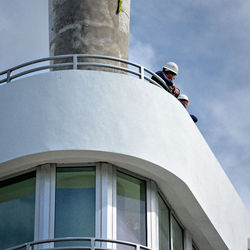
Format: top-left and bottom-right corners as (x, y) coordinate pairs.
(49, 0), (130, 58)
(0, 1), (250, 250)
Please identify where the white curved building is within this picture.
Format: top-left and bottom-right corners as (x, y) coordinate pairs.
(0, 59), (250, 250)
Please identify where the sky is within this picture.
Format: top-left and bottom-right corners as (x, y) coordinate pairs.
(0, 0), (250, 211)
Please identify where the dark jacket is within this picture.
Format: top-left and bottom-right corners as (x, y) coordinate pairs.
(151, 70), (181, 97)
(181, 103), (198, 123)
(151, 70), (174, 89)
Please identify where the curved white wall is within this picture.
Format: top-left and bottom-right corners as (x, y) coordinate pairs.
(0, 70), (249, 250)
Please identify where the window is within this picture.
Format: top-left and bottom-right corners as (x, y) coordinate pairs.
(158, 193), (170, 250)
(0, 163), (191, 250)
(192, 243), (198, 250)
(0, 172), (36, 249)
(117, 171), (147, 246)
(55, 167), (96, 243)
(171, 215), (184, 250)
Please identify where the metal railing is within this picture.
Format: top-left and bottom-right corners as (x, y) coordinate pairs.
(6, 237), (152, 250)
(0, 54), (171, 93)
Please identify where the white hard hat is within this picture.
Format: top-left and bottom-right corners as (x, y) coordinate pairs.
(178, 94), (190, 105)
(163, 62), (179, 75)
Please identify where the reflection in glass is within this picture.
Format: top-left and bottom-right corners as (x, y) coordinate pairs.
(117, 171), (147, 246)
(55, 167), (95, 246)
(158, 194), (170, 250)
(192, 244), (198, 250)
(0, 172), (36, 249)
(172, 215), (183, 250)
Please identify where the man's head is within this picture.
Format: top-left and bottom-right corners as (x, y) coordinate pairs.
(163, 62), (178, 80)
(164, 70), (176, 81)
(178, 94), (190, 108)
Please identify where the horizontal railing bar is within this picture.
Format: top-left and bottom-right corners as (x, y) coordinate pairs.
(144, 76), (161, 86)
(0, 55), (74, 75)
(0, 54), (172, 95)
(0, 77), (7, 84)
(76, 54), (141, 68)
(41, 248), (113, 250)
(144, 67), (170, 88)
(42, 247), (91, 250)
(146, 76), (171, 92)
(77, 62), (141, 77)
(144, 76), (171, 92)
(0, 54), (140, 76)
(6, 237), (151, 250)
(7, 63), (73, 83)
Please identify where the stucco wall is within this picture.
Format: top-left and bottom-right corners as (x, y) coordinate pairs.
(0, 70), (249, 249)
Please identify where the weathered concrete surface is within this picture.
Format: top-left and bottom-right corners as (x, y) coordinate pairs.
(49, 0), (130, 60)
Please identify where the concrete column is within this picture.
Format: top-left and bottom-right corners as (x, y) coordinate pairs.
(49, 0), (130, 60)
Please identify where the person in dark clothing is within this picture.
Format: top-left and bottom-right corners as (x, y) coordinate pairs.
(177, 94), (198, 123)
(151, 62), (180, 97)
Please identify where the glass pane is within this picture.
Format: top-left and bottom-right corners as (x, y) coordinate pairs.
(192, 244), (198, 250)
(117, 171), (146, 246)
(158, 194), (170, 250)
(0, 172), (36, 249)
(172, 215), (183, 250)
(55, 167), (95, 246)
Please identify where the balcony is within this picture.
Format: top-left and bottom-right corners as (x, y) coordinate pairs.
(0, 54), (171, 93)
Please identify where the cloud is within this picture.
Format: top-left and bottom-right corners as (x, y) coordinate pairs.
(202, 85), (250, 208)
(129, 34), (158, 70)
(1, 0), (249, 212)
(0, 0), (49, 69)
(129, 0), (250, 211)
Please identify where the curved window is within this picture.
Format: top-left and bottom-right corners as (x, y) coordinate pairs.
(158, 193), (184, 250)
(158, 193), (170, 250)
(117, 171), (147, 246)
(55, 167), (95, 244)
(0, 163), (197, 250)
(171, 215), (184, 250)
(0, 172), (36, 249)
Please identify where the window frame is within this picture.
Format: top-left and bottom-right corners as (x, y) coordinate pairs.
(115, 167), (149, 247)
(0, 170), (37, 249)
(0, 162), (199, 250)
(157, 189), (185, 250)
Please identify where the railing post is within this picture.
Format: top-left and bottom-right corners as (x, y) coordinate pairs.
(26, 243), (31, 250)
(140, 66), (145, 80)
(136, 244), (140, 250)
(73, 55), (78, 70)
(7, 70), (11, 83)
(90, 238), (95, 250)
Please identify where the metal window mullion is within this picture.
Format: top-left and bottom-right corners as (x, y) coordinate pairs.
(34, 164), (56, 249)
(146, 181), (152, 248)
(112, 165), (117, 242)
(34, 168), (41, 244)
(95, 163), (102, 242)
(49, 164), (56, 244)
(183, 230), (193, 250)
(98, 163), (115, 248)
(170, 210), (173, 250)
(148, 181), (159, 250)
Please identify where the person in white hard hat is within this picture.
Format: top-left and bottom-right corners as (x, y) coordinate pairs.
(178, 94), (198, 123)
(151, 62), (180, 97)
(177, 94), (190, 108)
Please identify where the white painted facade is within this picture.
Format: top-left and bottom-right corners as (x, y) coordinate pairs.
(0, 70), (250, 250)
